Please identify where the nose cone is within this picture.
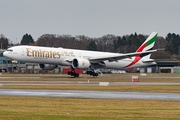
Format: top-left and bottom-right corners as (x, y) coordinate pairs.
(3, 51), (8, 57)
(3, 51), (10, 58)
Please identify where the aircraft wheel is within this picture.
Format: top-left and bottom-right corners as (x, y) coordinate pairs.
(93, 73), (98, 77)
(89, 71), (94, 76)
(67, 71), (71, 75)
(74, 73), (79, 77)
(86, 71), (90, 74)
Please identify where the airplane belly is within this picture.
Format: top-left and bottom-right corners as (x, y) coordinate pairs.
(104, 60), (143, 70)
(104, 61), (127, 70)
(18, 56), (59, 64)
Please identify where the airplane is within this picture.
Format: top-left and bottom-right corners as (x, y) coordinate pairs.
(3, 32), (158, 77)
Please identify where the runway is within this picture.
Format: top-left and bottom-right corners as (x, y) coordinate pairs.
(2, 75), (180, 79)
(1, 74), (180, 100)
(1, 80), (180, 86)
(1, 89), (180, 100)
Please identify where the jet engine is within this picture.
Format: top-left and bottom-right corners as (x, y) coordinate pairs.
(39, 64), (58, 70)
(72, 58), (90, 69)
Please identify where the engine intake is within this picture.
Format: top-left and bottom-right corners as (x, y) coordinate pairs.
(72, 58), (90, 69)
(39, 64), (58, 70)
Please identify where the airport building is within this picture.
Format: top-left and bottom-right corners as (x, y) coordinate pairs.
(0, 50), (8, 72)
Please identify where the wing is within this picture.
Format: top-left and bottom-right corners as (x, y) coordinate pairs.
(89, 50), (157, 63)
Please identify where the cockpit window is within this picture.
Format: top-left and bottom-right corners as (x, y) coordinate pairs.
(7, 49), (13, 52)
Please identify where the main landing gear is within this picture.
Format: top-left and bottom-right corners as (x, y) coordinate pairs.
(67, 71), (79, 77)
(68, 70), (98, 77)
(67, 67), (79, 77)
(67, 67), (98, 77)
(86, 70), (98, 77)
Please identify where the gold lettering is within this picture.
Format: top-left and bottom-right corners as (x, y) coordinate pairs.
(69, 51), (74, 55)
(49, 51), (53, 58)
(25, 48), (61, 59)
(26, 48), (31, 57)
(44, 51), (49, 58)
(32, 50), (39, 57)
(53, 52), (56, 58)
(39, 49), (43, 57)
(42, 51), (46, 57)
(56, 52), (60, 59)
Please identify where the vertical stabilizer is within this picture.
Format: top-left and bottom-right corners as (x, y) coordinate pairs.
(136, 32), (158, 59)
(136, 32), (158, 52)
(124, 32), (158, 68)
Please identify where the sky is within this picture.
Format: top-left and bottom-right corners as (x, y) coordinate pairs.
(0, 0), (180, 43)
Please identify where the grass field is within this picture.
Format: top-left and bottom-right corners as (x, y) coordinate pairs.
(1, 96), (180, 120)
(1, 73), (180, 119)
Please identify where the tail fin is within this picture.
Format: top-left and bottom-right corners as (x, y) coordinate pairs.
(136, 32), (158, 59)
(136, 32), (158, 52)
(124, 32), (158, 68)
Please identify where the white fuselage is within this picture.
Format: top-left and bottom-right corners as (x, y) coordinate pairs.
(3, 45), (156, 70)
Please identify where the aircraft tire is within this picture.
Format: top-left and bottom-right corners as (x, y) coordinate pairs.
(86, 71), (90, 74)
(93, 73), (98, 76)
(67, 71), (71, 75)
(74, 73), (79, 77)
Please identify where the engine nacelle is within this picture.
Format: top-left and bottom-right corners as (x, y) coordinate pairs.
(72, 58), (91, 69)
(39, 64), (58, 70)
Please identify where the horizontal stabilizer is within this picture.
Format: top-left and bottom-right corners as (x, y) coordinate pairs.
(142, 59), (155, 63)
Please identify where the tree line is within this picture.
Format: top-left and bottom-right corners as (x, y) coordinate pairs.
(1, 32), (180, 59)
